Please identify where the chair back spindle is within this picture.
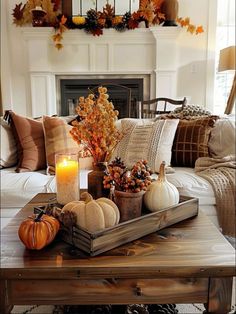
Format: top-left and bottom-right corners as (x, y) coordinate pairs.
(141, 97), (187, 118)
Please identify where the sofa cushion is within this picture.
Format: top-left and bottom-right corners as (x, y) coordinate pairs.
(166, 167), (215, 206)
(0, 117), (17, 168)
(0, 167), (90, 209)
(171, 116), (218, 167)
(6, 111), (46, 172)
(208, 117), (236, 158)
(112, 118), (179, 172)
(0, 166), (215, 210)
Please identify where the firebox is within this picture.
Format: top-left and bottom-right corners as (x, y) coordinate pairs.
(58, 77), (146, 119)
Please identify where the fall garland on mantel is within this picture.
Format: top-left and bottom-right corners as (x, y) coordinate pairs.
(12, 0), (204, 50)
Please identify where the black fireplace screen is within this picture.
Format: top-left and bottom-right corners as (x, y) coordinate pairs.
(60, 78), (143, 119)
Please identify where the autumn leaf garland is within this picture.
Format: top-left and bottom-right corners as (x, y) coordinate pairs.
(177, 17), (204, 35)
(12, 0), (204, 50)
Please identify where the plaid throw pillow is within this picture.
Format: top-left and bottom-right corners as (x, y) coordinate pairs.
(171, 116), (219, 167)
(42, 116), (82, 175)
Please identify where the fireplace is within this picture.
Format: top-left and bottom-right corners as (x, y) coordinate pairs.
(21, 28), (180, 118)
(57, 75), (150, 118)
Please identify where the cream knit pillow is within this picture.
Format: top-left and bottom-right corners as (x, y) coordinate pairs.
(112, 118), (179, 172)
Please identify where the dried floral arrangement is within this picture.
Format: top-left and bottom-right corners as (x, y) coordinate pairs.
(103, 158), (152, 193)
(70, 87), (123, 164)
(12, 0), (204, 50)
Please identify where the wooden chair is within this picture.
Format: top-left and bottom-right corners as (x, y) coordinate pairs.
(141, 97), (187, 118)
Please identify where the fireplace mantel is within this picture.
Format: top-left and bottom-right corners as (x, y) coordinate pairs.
(21, 27), (181, 117)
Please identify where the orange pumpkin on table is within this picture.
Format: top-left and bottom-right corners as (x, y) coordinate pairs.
(18, 210), (60, 250)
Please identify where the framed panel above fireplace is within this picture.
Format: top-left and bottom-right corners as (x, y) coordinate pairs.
(58, 77), (145, 118)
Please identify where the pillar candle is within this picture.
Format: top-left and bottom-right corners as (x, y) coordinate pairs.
(55, 153), (79, 205)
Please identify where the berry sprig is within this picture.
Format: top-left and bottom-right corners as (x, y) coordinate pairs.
(103, 159), (152, 193)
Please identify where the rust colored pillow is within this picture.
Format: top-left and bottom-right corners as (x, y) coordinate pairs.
(42, 116), (82, 175)
(171, 116), (219, 167)
(7, 111), (46, 172)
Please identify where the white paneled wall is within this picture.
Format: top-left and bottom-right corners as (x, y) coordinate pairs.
(1, 0), (214, 116)
(21, 27), (180, 117)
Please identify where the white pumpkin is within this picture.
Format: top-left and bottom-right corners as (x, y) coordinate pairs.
(61, 192), (120, 232)
(144, 161), (179, 212)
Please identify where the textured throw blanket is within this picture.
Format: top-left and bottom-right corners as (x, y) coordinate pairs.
(195, 155), (236, 237)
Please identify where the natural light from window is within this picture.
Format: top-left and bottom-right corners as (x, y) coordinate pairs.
(214, 0), (235, 115)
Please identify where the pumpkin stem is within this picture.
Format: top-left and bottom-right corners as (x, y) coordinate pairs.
(158, 161), (166, 182)
(80, 192), (93, 203)
(34, 209), (44, 222)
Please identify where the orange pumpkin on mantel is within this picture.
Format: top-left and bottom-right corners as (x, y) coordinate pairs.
(18, 210), (60, 250)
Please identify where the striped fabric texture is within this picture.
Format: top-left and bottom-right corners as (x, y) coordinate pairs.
(42, 116), (82, 175)
(8, 111), (46, 172)
(112, 118), (179, 173)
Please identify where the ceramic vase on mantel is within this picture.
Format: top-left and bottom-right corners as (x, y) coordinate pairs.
(161, 0), (179, 26)
(114, 190), (145, 223)
(87, 162), (110, 199)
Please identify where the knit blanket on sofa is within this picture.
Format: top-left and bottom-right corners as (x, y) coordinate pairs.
(195, 155), (236, 237)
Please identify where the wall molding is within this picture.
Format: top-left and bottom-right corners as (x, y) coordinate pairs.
(22, 27), (181, 116)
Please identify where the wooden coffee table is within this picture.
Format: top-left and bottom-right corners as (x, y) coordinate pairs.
(1, 193), (235, 314)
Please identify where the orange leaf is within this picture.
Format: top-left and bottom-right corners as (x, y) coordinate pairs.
(139, 0), (149, 11)
(140, 8), (154, 24)
(60, 15), (67, 25)
(176, 17), (185, 27)
(128, 19), (139, 29)
(179, 17), (190, 26)
(152, 0), (164, 10)
(131, 11), (141, 20)
(187, 24), (196, 34)
(196, 25), (204, 34)
(157, 12), (165, 20)
(55, 43), (63, 50)
(52, 33), (63, 42)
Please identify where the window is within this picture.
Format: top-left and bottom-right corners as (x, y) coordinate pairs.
(214, 0), (235, 115)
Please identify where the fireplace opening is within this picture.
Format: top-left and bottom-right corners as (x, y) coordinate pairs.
(58, 78), (144, 119)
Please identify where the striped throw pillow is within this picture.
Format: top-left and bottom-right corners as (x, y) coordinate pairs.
(112, 118), (179, 172)
(42, 116), (83, 175)
(6, 111), (46, 172)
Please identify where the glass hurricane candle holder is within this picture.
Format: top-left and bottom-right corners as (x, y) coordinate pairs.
(55, 153), (80, 205)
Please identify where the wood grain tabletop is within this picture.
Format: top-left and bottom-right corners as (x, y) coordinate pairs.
(1, 193), (235, 280)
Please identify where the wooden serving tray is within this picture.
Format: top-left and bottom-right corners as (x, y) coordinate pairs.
(59, 196), (199, 256)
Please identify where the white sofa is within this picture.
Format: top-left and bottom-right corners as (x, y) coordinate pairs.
(1, 115), (235, 231)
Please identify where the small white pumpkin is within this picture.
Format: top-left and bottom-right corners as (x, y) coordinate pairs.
(144, 161), (179, 212)
(61, 192), (120, 232)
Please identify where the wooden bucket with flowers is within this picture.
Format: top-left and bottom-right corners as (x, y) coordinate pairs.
(103, 158), (153, 222)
